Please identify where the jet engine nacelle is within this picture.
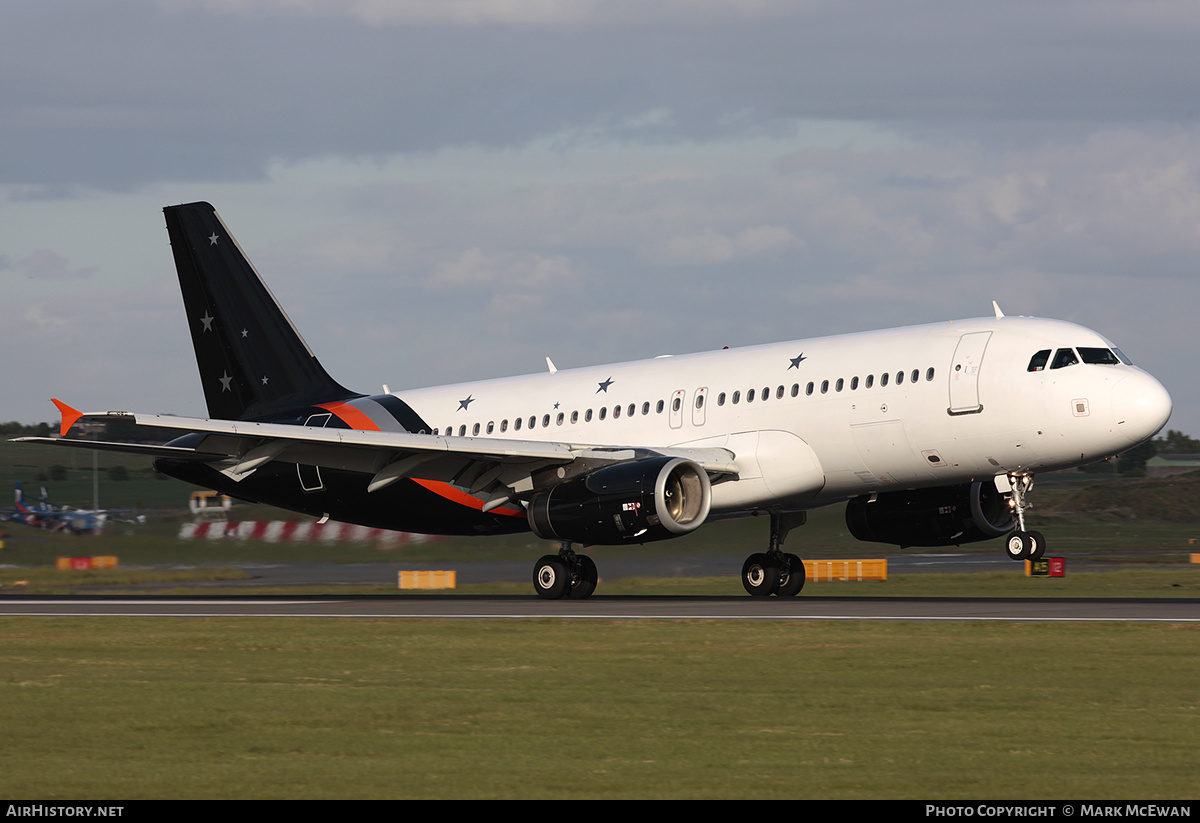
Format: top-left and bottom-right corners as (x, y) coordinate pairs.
(528, 456), (712, 545)
(844, 480), (1016, 548)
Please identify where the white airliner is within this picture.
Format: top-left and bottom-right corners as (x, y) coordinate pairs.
(18, 202), (1172, 599)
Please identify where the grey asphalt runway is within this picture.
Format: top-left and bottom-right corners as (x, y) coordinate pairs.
(2, 594), (1197, 621)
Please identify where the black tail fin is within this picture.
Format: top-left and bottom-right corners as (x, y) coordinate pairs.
(164, 202), (358, 421)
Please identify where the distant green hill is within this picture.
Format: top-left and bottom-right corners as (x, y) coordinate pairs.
(1038, 470), (1200, 523)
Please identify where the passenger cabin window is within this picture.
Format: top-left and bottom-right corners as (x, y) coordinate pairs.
(1050, 348), (1079, 369)
(1027, 350), (1051, 372)
(1079, 347), (1121, 365)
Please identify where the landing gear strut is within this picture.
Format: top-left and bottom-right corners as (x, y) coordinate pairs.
(532, 543), (598, 600)
(742, 510), (807, 597)
(1003, 473), (1046, 562)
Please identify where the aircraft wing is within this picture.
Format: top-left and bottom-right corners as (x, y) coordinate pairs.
(14, 404), (739, 513)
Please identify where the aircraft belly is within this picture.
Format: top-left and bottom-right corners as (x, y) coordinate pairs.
(849, 419), (927, 487)
(155, 459), (529, 536)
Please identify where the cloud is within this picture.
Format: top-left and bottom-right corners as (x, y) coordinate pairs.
(150, 0), (809, 28)
(647, 225), (803, 266)
(429, 247), (580, 291)
(2, 250), (96, 282)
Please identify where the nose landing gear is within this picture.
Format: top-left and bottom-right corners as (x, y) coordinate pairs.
(1003, 473), (1046, 562)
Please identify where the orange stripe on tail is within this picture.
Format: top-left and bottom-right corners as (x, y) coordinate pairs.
(316, 401), (381, 432)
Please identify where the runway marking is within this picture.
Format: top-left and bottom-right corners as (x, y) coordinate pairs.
(3, 610), (1198, 622)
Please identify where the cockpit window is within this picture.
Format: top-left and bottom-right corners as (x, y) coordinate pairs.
(1027, 350), (1051, 372)
(1078, 347), (1120, 365)
(1112, 348), (1132, 365)
(1050, 348), (1079, 369)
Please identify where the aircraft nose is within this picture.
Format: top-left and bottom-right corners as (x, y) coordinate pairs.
(1112, 370), (1172, 445)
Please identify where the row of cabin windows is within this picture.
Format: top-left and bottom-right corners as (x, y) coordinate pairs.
(715, 367), (936, 406)
(432, 365), (938, 437)
(440, 400), (670, 437)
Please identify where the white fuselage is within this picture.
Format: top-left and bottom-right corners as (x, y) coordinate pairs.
(394, 315), (1172, 514)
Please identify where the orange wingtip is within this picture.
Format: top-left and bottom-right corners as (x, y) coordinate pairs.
(51, 399), (84, 437)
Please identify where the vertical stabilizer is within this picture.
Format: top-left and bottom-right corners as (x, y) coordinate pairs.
(163, 202), (358, 420)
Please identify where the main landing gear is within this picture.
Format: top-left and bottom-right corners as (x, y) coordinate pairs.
(741, 510), (808, 597)
(1003, 472), (1046, 562)
(532, 543), (598, 600)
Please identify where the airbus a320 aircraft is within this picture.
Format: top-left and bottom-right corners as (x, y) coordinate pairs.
(17, 203), (1172, 599)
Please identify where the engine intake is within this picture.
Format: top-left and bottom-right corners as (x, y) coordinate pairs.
(529, 456), (712, 545)
(845, 480), (1016, 547)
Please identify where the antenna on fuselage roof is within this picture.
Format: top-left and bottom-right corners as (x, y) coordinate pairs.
(546, 357), (558, 374)
(992, 300), (1005, 318)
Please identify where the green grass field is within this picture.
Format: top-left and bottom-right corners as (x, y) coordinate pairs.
(1, 618), (1197, 799)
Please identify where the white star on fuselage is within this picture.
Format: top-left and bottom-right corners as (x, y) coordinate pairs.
(219, 372), (233, 392)
(209, 233), (219, 245)
(200, 312), (214, 332)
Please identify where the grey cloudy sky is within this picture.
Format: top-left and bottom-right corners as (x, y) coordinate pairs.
(2, 0), (1198, 438)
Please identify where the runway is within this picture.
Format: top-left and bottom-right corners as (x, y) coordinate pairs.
(2, 594), (1197, 621)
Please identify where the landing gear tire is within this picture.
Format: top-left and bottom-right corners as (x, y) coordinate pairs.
(742, 553), (781, 597)
(775, 553), (806, 597)
(533, 554), (570, 600)
(567, 554), (598, 600)
(1027, 530), (1046, 561)
(1005, 531), (1034, 562)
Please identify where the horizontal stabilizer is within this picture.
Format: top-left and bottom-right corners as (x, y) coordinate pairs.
(11, 436), (228, 461)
